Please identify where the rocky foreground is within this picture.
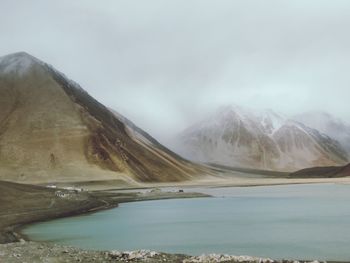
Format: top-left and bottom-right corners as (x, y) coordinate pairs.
(0, 241), (186, 263)
(0, 241), (327, 263)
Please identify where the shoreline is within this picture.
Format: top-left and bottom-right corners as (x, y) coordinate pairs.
(5, 178), (350, 243)
(0, 187), (213, 262)
(4, 189), (210, 244)
(2, 180), (350, 262)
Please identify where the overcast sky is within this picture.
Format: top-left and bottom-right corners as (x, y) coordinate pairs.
(1, 0), (350, 142)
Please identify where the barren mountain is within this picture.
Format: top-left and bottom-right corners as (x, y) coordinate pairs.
(174, 105), (348, 171)
(0, 52), (208, 183)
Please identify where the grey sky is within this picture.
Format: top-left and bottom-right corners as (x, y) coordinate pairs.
(1, 0), (350, 143)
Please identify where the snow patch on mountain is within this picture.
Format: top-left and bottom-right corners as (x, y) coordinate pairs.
(0, 52), (43, 76)
(258, 109), (286, 134)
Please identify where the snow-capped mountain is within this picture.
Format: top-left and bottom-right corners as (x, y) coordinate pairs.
(173, 105), (348, 171)
(293, 111), (350, 155)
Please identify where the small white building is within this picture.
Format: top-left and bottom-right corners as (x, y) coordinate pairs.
(62, 186), (83, 192)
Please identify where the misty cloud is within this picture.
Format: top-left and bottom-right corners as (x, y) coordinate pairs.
(1, 0), (350, 143)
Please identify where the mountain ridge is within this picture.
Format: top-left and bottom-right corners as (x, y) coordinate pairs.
(293, 111), (350, 154)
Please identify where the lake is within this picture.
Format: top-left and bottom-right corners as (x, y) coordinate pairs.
(23, 184), (350, 261)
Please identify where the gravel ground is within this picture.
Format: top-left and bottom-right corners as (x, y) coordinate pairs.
(0, 241), (332, 263)
(0, 241), (188, 263)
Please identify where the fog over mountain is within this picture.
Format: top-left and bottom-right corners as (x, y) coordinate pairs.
(172, 105), (348, 171)
(1, 0), (350, 144)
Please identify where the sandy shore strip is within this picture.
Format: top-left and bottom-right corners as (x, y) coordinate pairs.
(56, 176), (350, 191)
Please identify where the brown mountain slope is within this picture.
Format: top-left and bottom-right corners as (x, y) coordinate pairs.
(0, 52), (210, 183)
(289, 163), (350, 178)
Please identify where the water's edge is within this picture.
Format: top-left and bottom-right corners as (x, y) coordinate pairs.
(21, 186), (350, 258)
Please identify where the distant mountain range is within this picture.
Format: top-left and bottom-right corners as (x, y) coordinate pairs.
(173, 105), (349, 171)
(0, 52), (209, 183)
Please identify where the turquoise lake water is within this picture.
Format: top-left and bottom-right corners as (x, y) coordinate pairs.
(23, 184), (350, 261)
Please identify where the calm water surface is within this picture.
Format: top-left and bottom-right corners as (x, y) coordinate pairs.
(23, 184), (350, 261)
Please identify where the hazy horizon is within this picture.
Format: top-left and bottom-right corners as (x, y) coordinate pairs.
(1, 0), (350, 143)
